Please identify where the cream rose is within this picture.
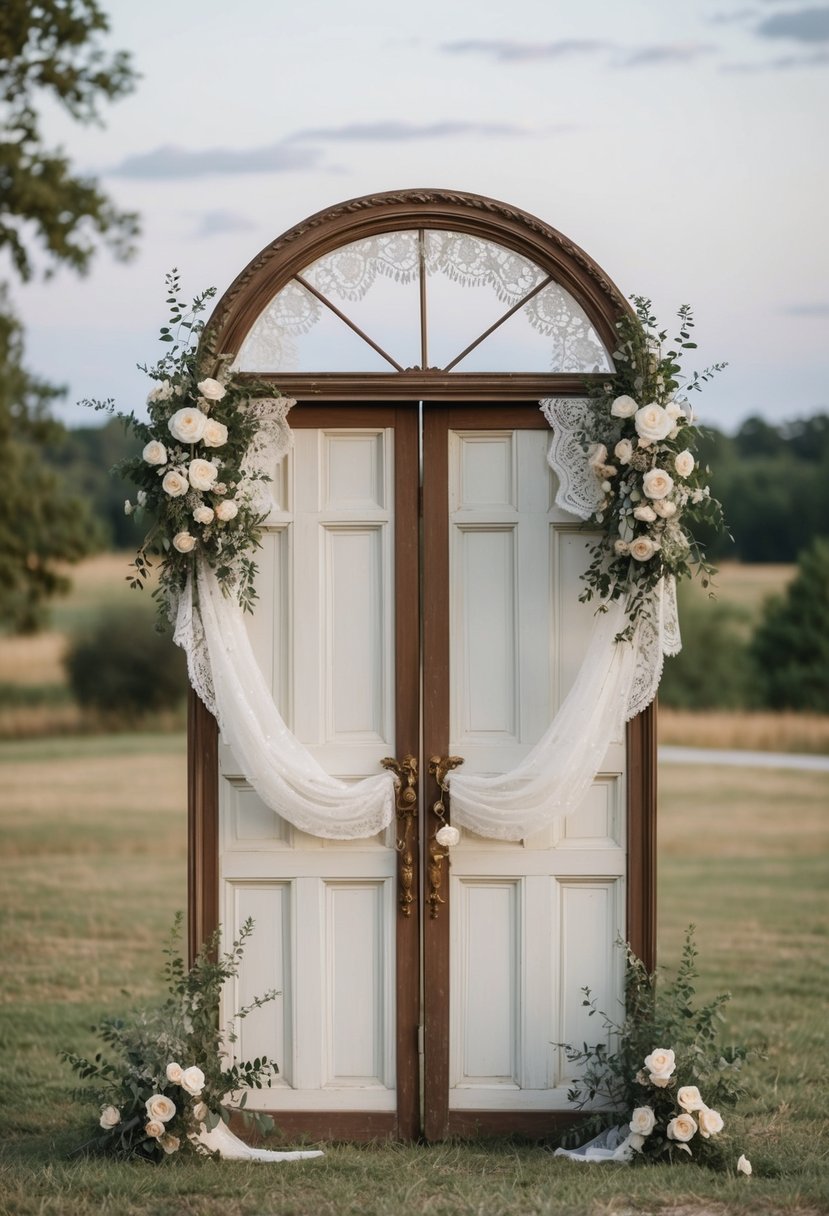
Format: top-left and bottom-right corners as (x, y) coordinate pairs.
(188, 458), (219, 491)
(142, 439), (168, 466)
(653, 498), (677, 518)
(635, 403), (674, 445)
(168, 407), (208, 444)
(633, 504), (657, 522)
(145, 1119), (165, 1139)
(99, 1105), (121, 1129)
(214, 499), (239, 522)
(644, 1047), (676, 1081)
(642, 468), (674, 500)
(674, 450), (695, 478)
(435, 825), (460, 848)
(667, 1113), (697, 1142)
(665, 399), (682, 420)
(629, 536), (658, 562)
(166, 1062), (183, 1085)
(193, 505), (215, 525)
(737, 1154), (752, 1176)
(145, 1094), (176, 1123)
(197, 377), (226, 401)
(698, 1106), (724, 1139)
(192, 1101), (209, 1123)
(202, 419), (229, 448)
(614, 539), (630, 555)
(677, 1085), (704, 1112)
(160, 1133), (181, 1154)
(161, 469), (188, 498)
(611, 394), (638, 419)
(180, 1065), (206, 1097)
(173, 531), (196, 554)
(147, 380), (174, 404)
(614, 438), (633, 465)
(629, 1106), (656, 1136)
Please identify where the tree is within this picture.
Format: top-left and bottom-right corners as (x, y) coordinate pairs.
(750, 538), (829, 712)
(0, 0), (139, 280)
(0, 1), (139, 630)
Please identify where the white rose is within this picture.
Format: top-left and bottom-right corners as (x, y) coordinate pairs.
(202, 419), (229, 448)
(168, 407), (208, 444)
(698, 1106), (724, 1139)
(197, 377), (226, 401)
(173, 531), (196, 554)
(161, 469), (188, 498)
(633, 504), (657, 522)
(737, 1154), (752, 1176)
(214, 499), (239, 522)
(166, 1062), (183, 1085)
(193, 505), (215, 525)
(147, 379), (174, 404)
(145, 1119), (165, 1139)
(629, 536), (658, 562)
(435, 825), (460, 848)
(635, 403), (674, 444)
(642, 468), (674, 500)
(665, 399), (683, 420)
(628, 1132), (645, 1151)
(610, 394), (638, 419)
(99, 1105), (120, 1129)
(142, 439), (168, 466)
(180, 1065), (206, 1096)
(124, 500), (133, 516)
(145, 1094), (176, 1123)
(667, 1113), (697, 1142)
(653, 498), (677, 518)
(160, 1133), (181, 1154)
(188, 458), (219, 491)
(192, 1101), (209, 1123)
(614, 438), (633, 465)
(614, 539), (630, 555)
(674, 450), (695, 478)
(677, 1085), (704, 1112)
(629, 1106), (656, 1136)
(644, 1048), (676, 1081)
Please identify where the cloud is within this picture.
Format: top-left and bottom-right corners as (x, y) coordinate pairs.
(756, 6), (829, 40)
(782, 302), (829, 316)
(193, 210), (257, 238)
(722, 47), (829, 67)
(440, 38), (611, 62)
(284, 120), (530, 142)
(613, 42), (717, 67)
(110, 143), (321, 179)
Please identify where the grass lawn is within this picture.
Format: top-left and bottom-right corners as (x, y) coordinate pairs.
(1, 735), (827, 1214)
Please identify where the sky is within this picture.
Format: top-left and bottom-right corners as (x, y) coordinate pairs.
(11, 0), (829, 432)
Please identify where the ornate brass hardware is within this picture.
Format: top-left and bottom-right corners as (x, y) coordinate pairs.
(381, 754), (418, 917)
(426, 754), (464, 920)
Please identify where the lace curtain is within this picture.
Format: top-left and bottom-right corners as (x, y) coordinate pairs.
(173, 396), (678, 842)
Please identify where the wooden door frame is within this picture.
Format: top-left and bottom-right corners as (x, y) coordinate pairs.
(420, 402), (656, 1140)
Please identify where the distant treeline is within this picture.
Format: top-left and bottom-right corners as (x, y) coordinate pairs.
(44, 412), (829, 560)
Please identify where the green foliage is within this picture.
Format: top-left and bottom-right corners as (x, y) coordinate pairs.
(61, 914), (279, 1161)
(0, 299), (102, 632)
(64, 604), (187, 717)
(749, 538), (829, 712)
(560, 928), (755, 1166)
(579, 298), (727, 638)
(0, 0), (139, 282)
(659, 583), (756, 710)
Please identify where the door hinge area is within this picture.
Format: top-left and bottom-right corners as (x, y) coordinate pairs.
(417, 1024), (425, 1056)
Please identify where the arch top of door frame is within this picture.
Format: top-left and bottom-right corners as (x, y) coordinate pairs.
(205, 189), (630, 401)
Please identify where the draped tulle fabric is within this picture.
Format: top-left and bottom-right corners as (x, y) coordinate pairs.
(194, 1119), (324, 1162)
(553, 1125), (637, 1164)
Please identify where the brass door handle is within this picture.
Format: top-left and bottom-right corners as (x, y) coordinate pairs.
(426, 754), (464, 919)
(381, 755), (418, 917)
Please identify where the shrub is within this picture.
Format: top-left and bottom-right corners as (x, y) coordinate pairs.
(749, 538), (829, 712)
(65, 605), (187, 719)
(659, 584), (756, 710)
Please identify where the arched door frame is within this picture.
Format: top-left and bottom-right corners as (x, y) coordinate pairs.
(188, 187), (657, 1013)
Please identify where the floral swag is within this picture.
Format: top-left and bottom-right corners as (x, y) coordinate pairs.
(106, 280), (724, 845)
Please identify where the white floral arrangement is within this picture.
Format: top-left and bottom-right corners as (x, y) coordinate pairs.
(85, 271), (293, 619)
(559, 929), (755, 1172)
(578, 298), (727, 636)
(62, 916), (278, 1162)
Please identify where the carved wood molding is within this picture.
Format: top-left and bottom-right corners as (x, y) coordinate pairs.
(206, 189), (631, 361)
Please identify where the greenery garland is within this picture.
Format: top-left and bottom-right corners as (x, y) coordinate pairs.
(579, 297), (728, 638)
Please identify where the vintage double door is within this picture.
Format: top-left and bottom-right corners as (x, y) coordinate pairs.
(187, 192), (656, 1141)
